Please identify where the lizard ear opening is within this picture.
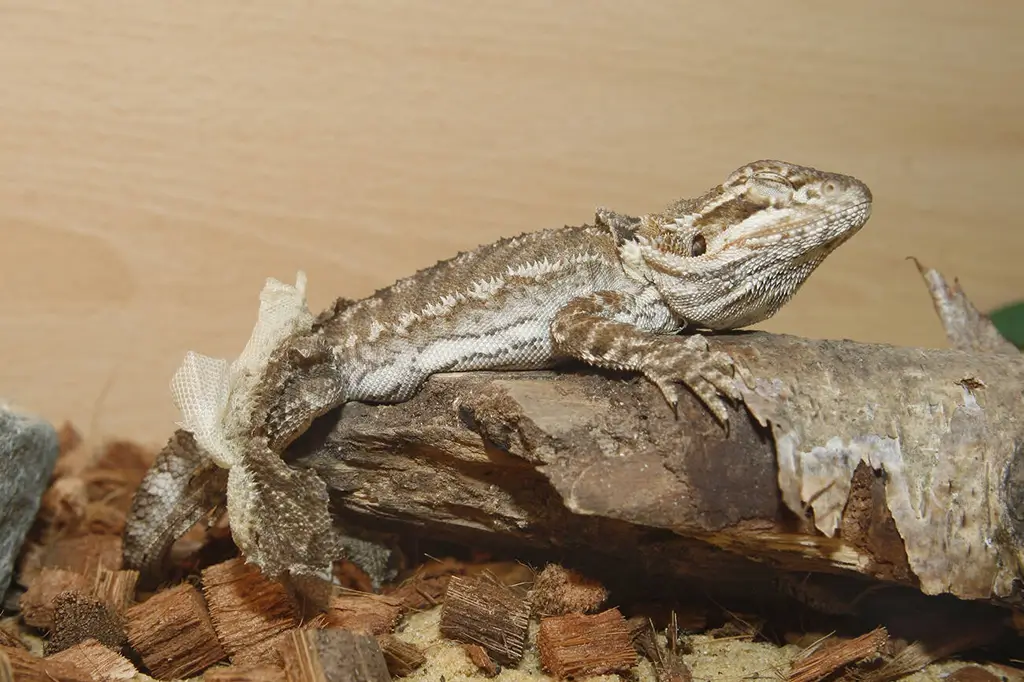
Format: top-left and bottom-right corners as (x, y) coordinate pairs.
(691, 233), (707, 257)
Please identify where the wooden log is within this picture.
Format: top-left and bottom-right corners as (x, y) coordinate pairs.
(279, 629), (391, 682)
(122, 266), (1024, 611)
(537, 607), (637, 678)
(438, 576), (530, 667)
(124, 582), (226, 679)
(290, 330), (1024, 605)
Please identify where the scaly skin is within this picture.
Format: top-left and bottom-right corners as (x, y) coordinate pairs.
(125, 160), (873, 579)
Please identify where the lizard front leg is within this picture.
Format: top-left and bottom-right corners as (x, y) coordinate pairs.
(551, 291), (742, 423)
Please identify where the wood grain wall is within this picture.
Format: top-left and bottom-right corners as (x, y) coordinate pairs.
(2, 1), (1022, 442)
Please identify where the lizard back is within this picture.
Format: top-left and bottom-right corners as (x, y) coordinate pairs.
(316, 224), (672, 403)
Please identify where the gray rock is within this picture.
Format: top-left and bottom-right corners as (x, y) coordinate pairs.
(0, 405), (59, 597)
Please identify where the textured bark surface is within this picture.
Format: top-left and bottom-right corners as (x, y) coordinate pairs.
(291, 332), (1024, 605)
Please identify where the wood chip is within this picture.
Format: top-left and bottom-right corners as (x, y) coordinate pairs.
(530, 564), (607, 616)
(0, 645), (92, 682)
(203, 663), (288, 682)
(55, 422), (83, 457)
(463, 643), (499, 677)
(38, 477), (89, 536)
(279, 628), (391, 682)
(40, 535), (123, 579)
(538, 607), (638, 679)
(91, 568), (138, 615)
(628, 614), (691, 682)
(946, 667), (1004, 682)
(788, 627), (888, 682)
(321, 594), (403, 636)
(83, 440), (154, 512)
(46, 638), (137, 681)
(385, 575), (450, 612)
(302, 613), (332, 630)
(124, 582), (226, 679)
(19, 568), (92, 628)
(46, 592), (126, 655)
(79, 503), (126, 536)
(201, 558), (299, 665)
(439, 575), (530, 667)
(0, 626), (25, 651)
(377, 635), (426, 677)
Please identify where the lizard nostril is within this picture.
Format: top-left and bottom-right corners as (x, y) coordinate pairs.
(823, 182), (837, 195)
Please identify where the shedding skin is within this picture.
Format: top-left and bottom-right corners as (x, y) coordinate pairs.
(125, 159), (874, 579)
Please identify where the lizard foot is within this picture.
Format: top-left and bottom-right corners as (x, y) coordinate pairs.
(640, 334), (741, 424)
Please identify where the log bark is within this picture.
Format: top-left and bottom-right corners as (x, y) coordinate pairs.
(290, 331), (1024, 605)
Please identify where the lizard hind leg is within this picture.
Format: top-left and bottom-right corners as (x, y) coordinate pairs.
(550, 291), (742, 424)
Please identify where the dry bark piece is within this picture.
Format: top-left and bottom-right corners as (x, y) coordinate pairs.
(124, 582), (226, 679)
(438, 575), (530, 666)
(279, 628), (391, 682)
(46, 638), (138, 681)
(46, 591), (126, 655)
(538, 607), (638, 679)
(321, 594), (403, 635)
(19, 569), (92, 628)
(204, 663), (288, 682)
(201, 557), (299, 665)
(530, 564), (607, 616)
(462, 643), (499, 678)
(376, 635), (426, 677)
(0, 645), (92, 682)
(788, 627), (888, 682)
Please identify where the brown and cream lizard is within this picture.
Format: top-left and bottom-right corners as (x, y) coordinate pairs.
(123, 160), (873, 580)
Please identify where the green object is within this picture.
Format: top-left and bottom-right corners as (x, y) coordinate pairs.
(990, 301), (1024, 349)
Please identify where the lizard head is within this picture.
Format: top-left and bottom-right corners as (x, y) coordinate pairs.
(632, 159), (872, 330)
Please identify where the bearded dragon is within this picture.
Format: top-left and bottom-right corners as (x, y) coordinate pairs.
(123, 160), (873, 580)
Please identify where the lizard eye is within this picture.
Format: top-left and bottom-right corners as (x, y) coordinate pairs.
(691, 233), (707, 257)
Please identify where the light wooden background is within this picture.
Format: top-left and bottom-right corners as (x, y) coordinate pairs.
(2, 2), (1023, 443)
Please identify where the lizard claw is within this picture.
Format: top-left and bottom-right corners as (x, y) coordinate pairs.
(641, 334), (739, 427)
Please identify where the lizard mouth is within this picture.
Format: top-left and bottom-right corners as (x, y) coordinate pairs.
(729, 200), (873, 251)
